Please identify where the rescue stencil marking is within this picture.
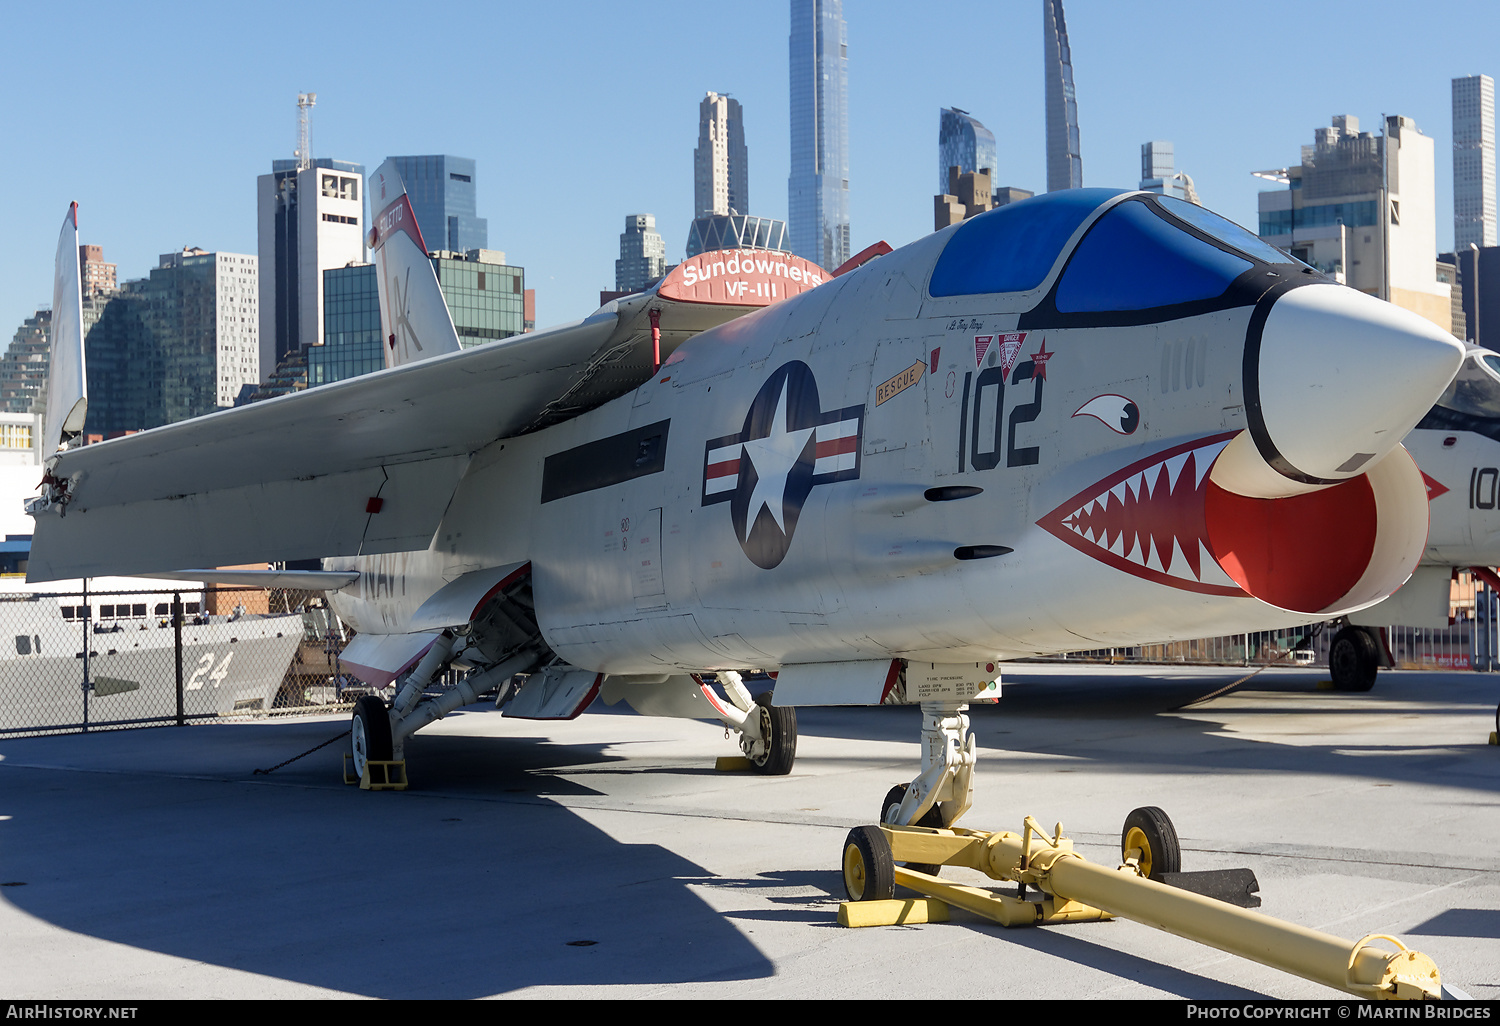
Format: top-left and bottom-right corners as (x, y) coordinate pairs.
(703, 361), (864, 569)
(876, 361), (925, 406)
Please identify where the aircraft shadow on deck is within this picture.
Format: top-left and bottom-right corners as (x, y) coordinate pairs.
(0, 726), (774, 998)
(778, 669), (1500, 797)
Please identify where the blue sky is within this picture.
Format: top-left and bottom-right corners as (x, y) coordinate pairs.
(3, 1), (1497, 346)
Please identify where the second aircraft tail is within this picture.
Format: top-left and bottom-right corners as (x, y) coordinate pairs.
(368, 159), (462, 368)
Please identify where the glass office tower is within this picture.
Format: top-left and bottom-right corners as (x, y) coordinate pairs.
(938, 108), (998, 193)
(788, 0), (849, 271)
(312, 264), (383, 386)
(388, 155), (489, 254)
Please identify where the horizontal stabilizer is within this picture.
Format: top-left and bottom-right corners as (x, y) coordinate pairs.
(143, 569), (360, 591)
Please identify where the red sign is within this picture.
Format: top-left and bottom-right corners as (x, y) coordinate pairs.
(657, 249), (828, 306)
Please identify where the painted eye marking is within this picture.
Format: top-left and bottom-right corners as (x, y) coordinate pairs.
(1073, 394), (1140, 435)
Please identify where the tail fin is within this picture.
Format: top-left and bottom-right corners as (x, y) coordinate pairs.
(368, 160), (462, 368)
(44, 203), (86, 454)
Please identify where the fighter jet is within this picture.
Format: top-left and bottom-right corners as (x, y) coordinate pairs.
(1316, 345), (1500, 690)
(26, 169), (1464, 829)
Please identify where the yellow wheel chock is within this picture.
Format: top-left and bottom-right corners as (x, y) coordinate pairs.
(839, 811), (1444, 1001)
(342, 753), (408, 791)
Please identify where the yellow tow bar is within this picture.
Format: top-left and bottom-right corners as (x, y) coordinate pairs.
(839, 813), (1442, 1001)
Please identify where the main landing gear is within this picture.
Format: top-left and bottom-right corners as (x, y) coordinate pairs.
(694, 672), (797, 775)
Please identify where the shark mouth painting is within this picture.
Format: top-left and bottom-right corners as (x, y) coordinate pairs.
(1037, 432), (1248, 597)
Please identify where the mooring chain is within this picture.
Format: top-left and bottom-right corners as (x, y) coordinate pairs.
(253, 729), (350, 775)
(1174, 638), (1313, 710)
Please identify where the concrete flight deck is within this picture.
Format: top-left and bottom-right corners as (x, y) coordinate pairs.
(1, 666), (1497, 1000)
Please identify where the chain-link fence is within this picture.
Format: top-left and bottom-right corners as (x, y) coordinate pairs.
(1041, 577), (1500, 671)
(0, 586), (355, 738)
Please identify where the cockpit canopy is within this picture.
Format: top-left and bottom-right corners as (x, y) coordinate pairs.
(929, 189), (1304, 316)
(1436, 346), (1500, 418)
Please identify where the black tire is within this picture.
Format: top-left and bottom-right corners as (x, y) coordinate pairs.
(351, 696), (393, 779)
(880, 783), (943, 876)
(749, 693), (797, 775)
(1329, 626), (1379, 692)
(1122, 806), (1181, 881)
(842, 825), (895, 902)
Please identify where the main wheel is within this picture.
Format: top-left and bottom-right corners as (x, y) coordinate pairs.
(881, 783), (943, 876)
(749, 693), (797, 775)
(842, 825), (895, 902)
(1122, 806), (1181, 881)
(1329, 626), (1379, 692)
(351, 696), (393, 780)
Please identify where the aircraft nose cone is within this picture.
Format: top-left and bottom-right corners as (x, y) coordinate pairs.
(1247, 283), (1464, 485)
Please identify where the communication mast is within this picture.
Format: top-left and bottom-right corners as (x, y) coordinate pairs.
(295, 92), (317, 171)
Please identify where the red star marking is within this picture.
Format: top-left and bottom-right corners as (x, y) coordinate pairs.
(1030, 339), (1055, 381)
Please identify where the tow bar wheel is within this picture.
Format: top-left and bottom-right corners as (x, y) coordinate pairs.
(1122, 806), (1181, 881)
(843, 825), (895, 902)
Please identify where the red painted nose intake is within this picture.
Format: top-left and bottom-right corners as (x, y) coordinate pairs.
(1204, 444), (1429, 616)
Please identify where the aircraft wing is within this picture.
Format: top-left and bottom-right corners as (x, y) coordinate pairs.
(26, 290), (758, 582)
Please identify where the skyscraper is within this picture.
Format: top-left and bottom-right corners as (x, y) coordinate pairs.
(789, 0), (849, 272)
(1454, 75), (1497, 249)
(256, 156), (366, 375)
(1256, 115), (1450, 331)
(84, 249), (260, 435)
(1138, 141), (1199, 204)
(1043, 0), (1082, 192)
(388, 155), (489, 254)
(616, 214), (667, 294)
(938, 108), (997, 194)
(695, 93), (748, 218)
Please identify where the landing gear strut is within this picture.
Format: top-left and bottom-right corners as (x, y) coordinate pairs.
(887, 701), (975, 828)
(690, 672), (798, 774)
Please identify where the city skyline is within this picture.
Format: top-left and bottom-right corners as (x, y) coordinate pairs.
(3, 1), (1498, 341)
